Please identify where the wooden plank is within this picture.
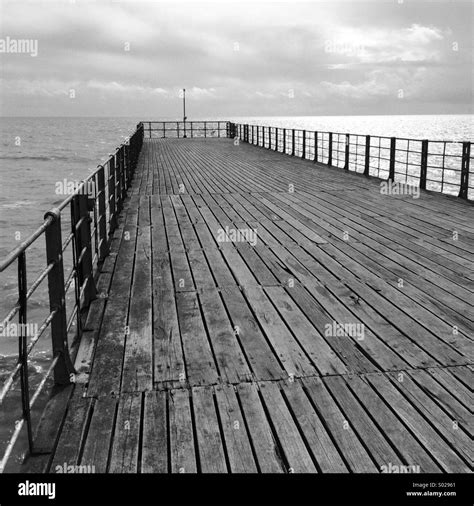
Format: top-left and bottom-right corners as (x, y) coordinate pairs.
(142, 391), (168, 473)
(107, 210), (137, 298)
(236, 383), (284, 472)
(81, 396), (117, 473)
(243, 285), (316, 378)
(214, 384), (258, 473)
(187, 248), (216, 291)
(169, 388), (197, 473)
(49, 388), (92, 472)
(152, 253), (185, 384)
(150, 194), (168, 254)
(87, 295), (129, 397)
(191, 386), (228, 473)
(162, 197), (195, 291)
(198, 288), (252, 383)
(122, 226), (153, 392)
(220, 286), (285, 381)
(258, 381), (317, 473)
(176, 291), (219, 386)
(234, 242), (280, 286)
(109, 392), (142, 473)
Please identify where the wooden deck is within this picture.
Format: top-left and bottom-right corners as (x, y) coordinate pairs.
(25, 138), (473, 474)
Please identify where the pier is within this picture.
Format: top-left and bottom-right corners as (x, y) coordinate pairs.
(0, 121), (472, 474)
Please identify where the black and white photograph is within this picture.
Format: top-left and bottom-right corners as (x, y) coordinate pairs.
(0, 1), (472, 505)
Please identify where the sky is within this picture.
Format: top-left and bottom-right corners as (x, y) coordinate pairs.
(0, 0), (472, 117)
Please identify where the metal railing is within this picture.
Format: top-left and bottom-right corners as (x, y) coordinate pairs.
(141, 120), (230, 139)
(0, 123), (144, 471)
(229, 123), (473, 200)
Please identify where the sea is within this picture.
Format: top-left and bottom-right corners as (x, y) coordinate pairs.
(0, 114), (473, 468)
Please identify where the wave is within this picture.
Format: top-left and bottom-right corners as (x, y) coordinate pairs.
(0, 155), (74, 161)
(1, 200), (34, 209)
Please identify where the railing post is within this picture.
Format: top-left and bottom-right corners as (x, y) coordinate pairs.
(123, 145), (129, 197)
(419, 139), (429, 190)
(291, 129), (295, 156)
(128, 139), (135, 186)
(283, 128), (286, 154)
(119, 144), (127, 206)
(97, 165), (108, 262)
(122, 145), (129, 190)
(115, 149), (123, 215)
(44, 209), (75, 384)
(204, 122), (207, 138)
(302, 130), (306, 159)
(108, 155), (117, 232)
(459, 141), (471, 199)
(163, 123), (166, 138)
(177, 122), (180, 138)
(388, 137), (396, 181)
(328, 132), (333, 165)
(73, 193), (97, 309)
(149, 122), (151, 139)
(314, 132), (318, 163)
(364, 135), (370, 176)
(275, 128), (278, 152)
(17, 251), (33, 451)
(344, 134), (350, 170)
(268, 127), (271, 149)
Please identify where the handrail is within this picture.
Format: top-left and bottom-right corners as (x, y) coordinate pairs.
(142, 120), (230, 139)
(228, 122), (473, 200)
(0, 122), (144, 472)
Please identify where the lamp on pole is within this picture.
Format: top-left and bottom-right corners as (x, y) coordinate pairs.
(182, 88), (187, 138)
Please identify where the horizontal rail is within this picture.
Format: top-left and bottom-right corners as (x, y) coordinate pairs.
(0, 123), (144, 470)
(140, 121), (230, 139)
(228, 123), (473, 200)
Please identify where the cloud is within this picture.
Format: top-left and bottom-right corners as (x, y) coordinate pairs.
(0, 1), (471, 116)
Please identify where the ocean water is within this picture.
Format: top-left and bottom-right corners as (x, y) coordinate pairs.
(229, 115), (474, 141)
(0, 114), (472, 467)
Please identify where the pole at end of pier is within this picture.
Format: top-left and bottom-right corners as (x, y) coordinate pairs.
(183, 88), (187, 138)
